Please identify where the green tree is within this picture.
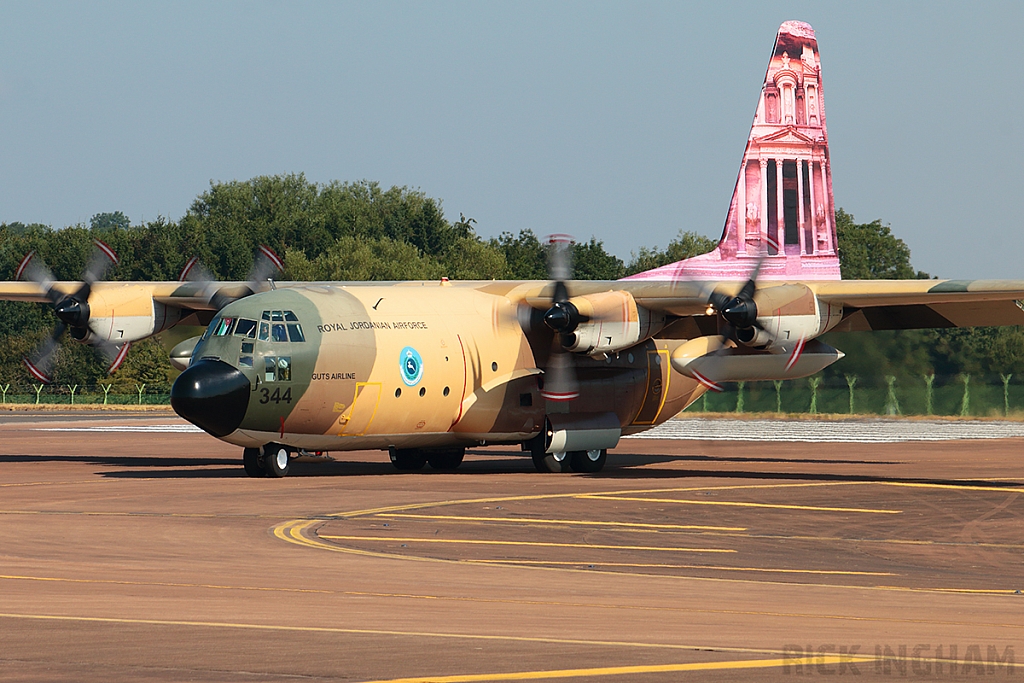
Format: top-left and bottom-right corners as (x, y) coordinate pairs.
(492, 230), (547, 280)
(90, 211), (132, 232)
(835, 208), (928, 280)
(625, 230), (717, 275)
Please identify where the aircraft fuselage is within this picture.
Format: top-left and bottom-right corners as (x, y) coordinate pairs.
(173, 283), (702, 454)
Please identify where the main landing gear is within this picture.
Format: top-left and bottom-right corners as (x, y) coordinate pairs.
(528, 436), (607, 473)
(242, 444), (291, 478)
(389, 446), (466, 471)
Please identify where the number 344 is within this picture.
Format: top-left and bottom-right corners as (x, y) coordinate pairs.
(259, 387), (292, 404)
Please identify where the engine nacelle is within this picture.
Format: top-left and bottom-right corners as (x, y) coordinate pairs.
(84, 284), (182, 344)
(563, 291), (665, 356)
(671, 335), (844, 386)
(739, 284), (842, 354)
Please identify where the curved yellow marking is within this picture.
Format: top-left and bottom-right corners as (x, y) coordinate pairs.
(376, 513), (744, 531)
(272, 520), (1024, 597)
(579, 494), (901, 514)
(273, 478), (1020, 595)
(318, 534), (734, 554)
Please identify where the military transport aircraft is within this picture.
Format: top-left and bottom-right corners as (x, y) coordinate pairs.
(3, 21), (1024, 477)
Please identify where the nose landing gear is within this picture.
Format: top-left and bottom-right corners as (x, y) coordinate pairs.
(242, 444), (291, 478)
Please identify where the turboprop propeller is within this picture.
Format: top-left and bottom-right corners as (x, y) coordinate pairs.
(17, 240), (129, 383)
(536, 234), (583, 401)
(178, 244), (284, 311)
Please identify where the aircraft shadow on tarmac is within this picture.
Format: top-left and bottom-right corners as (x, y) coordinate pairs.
(3, 451), (1019, 489)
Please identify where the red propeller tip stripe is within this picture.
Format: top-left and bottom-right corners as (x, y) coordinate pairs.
(179, 256), (200, 282)
(93, 239), (119, 265)
(23, 358), (51, 384)
(258, 245), (284, 273)
(15, 251), (36, 281)
(107, 344), (131, 374)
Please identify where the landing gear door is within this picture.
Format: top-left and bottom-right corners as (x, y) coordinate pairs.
(631, 349), (670, 426)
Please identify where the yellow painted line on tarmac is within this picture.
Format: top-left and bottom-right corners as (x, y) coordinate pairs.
(331, 482), (866, 519)
(0, 610), (839, 656)
(275, 520), (1024, 598)
(377, 513), (744, 532)
(0, 509), (280, 519)
(0, 479), (140, 488)
(11, 571), (1024, 630)
(0, 573), (335, 594)
(355, 656), (872, 683)
(318, 535), (735, 554)
(463, 560), (895, 576)
(876, 481), (1024, 494)
(577, 494), (901, 514)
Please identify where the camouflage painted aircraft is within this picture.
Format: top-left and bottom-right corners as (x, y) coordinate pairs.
(4, 21), (1024, 477)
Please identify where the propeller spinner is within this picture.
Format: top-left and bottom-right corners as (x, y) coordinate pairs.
(706, 257), (764, 343)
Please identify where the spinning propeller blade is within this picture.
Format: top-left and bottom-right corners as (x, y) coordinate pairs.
(18, 240), (125, 383)
(538, 234), (580, 401)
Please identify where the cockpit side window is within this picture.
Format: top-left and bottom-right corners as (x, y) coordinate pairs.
(258, 322), (270, 341)
(234, 319), (257, 338)
(287, 323), (305, 342)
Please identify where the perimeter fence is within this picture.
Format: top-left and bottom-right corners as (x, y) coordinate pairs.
(687, 373), (1024, 417)
(0, 383), (171, 406)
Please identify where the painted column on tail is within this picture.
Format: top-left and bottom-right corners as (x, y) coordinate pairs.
(625, 20), (841, 282)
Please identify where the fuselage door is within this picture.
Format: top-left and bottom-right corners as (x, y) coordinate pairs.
(338, 382), (382, 436)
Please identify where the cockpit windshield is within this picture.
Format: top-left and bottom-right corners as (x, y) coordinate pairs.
(207, 310), (305, 344)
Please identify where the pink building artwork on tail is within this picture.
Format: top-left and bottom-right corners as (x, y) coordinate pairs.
(625, 21), (841, 282)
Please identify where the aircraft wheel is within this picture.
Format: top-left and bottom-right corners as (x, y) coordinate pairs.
(263, 444), (291, 478)
(532, 450), (572, 473)
(427, 447), (465, 470)
(389, 447), (426, 471)
(570, 448), (607, 473)
(242, 447), (264, 477)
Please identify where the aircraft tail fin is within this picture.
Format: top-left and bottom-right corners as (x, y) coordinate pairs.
(625, 20), (841, 282)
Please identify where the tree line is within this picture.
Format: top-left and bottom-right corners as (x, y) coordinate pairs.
(0, 174), (1020, 386)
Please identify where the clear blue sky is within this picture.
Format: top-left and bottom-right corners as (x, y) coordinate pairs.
(2, 1), (1022, 279)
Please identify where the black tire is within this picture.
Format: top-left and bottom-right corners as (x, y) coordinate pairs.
(527, 433), (571, 473)
(389, 447), (426, 471)
(427, 447), (465, 470)
(242, 447), (264, 477)
(263, 444), (290, 478)
(532, 450), (572, 473)
(570, 448), (607, 473)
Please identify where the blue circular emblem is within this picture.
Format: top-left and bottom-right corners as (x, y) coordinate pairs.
(400, 346), (424, 386)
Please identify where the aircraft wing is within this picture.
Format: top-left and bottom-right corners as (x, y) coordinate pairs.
(810, 279), (1024, 331)
(516, 278), (1024, 333)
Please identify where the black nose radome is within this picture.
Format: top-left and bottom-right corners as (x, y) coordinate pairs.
(171, 359), (250, 437)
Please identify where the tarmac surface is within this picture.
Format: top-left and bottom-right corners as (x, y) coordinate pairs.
(1, 410), (1022, 681)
